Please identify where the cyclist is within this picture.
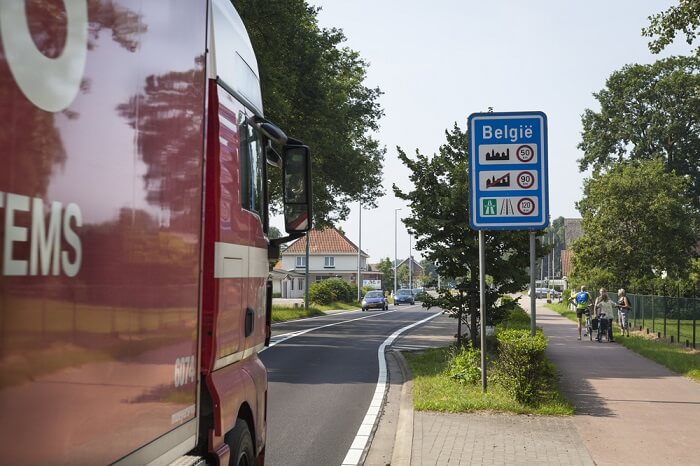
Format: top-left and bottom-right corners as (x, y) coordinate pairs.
(594, 288), (615, 342)
(574, 286), (592, 340)
(617, 288), (631, 337)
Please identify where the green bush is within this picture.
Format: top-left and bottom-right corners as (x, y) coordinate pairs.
(308, 279), (354, 305)
(494, 328), (548, 405)
(447, 344), (481, 385)
(272, 292), (281, 298)
(561, 289), (571, 303)
(499, 307), (531, 330)
(415, 291), (429, 302)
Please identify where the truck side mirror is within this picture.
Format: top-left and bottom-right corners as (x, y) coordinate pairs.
(282, 144), (312, 233)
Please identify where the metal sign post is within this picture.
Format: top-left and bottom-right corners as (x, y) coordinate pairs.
(468, 111), (549, 391)
(479, 230), (487, 392)
(530, 231), (536, 336)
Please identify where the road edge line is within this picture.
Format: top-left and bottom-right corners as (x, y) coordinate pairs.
(340, 312), (441, 466)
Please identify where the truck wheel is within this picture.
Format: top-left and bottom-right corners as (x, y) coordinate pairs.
(227, 418), (254, 466)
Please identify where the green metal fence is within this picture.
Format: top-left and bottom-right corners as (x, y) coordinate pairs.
(627, 294), (699, 349)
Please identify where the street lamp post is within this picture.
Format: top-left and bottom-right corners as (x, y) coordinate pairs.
(357, 202), (362, 302)
(408, 235), (412, 290)
(394, 208), (401, 297)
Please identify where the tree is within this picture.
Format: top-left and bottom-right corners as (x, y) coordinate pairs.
(541, 217), (565, 280)
(396, 263), (409, 288)
(376, 257), (394, 292)
(269, 226), (282, 239)
(394, 124), (546, 347)
(236, 0), (385, 225)
(420, 258), (438, 287)
(642, 0), (700, 56)
(578, 56), (700, 206)
(571, 159), (697, 291)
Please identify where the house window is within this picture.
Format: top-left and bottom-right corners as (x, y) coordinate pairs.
(324, 256), (335, 268)
(290, 279), (295, 291)
(296, 256), (306, 268)
(298, 278), (304, 289)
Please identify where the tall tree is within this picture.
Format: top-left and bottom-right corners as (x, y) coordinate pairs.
(420, 258), (438, 287)
(577, 56), (700, 206)
(642, 0), (700, 56)
(236, 0), (385, 225)
(394, 124), (546, 346)
(542, 217), (565, 280)
(376, 257), (394, 292)
(571, 159), (697, 292)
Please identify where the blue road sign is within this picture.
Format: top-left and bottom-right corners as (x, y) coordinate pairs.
(468, 111), (549, 230)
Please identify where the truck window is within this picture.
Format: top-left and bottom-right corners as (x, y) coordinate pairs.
(240, 121), (265, 217)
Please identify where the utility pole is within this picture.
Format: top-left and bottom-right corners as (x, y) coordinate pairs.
(357, 202), (362, 302)
(394, 208), (401, 297)
(408, 235), (412, 290)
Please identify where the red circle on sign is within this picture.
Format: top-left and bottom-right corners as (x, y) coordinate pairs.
(517, 198), (536, 215)
(517, 171), (535, 189)
(516, 145), (534, 162)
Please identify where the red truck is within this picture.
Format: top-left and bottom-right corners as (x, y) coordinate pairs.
(0, 1), (311, 465)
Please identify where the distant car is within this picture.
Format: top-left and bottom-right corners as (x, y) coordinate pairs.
(528, 287), (549, 299)
(394, 289), (415, 305)
(411, 288), (426, 301)
(362, 290), (388, 311)
(549, 289), (562, 299)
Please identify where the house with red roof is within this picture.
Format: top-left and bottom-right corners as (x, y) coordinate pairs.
(273, 227), (382, 298)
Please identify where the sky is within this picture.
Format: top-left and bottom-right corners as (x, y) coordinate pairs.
(283, 0), (692, 264)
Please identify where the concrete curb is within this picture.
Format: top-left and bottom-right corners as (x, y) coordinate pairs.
(389, 350), (414, 466)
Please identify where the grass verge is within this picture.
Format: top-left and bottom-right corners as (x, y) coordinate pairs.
(271, 301), (359, 322)
(404, 307), (573, 415)
(546, 302), (700, 383)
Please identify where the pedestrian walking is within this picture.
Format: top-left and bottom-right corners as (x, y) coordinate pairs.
(617, 288), (631, 337)
(594, 288), (614, 342)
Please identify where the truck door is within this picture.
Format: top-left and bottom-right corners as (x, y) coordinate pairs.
(202, 85), (268, 372)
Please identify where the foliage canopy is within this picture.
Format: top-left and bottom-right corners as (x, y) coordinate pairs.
(642, 0), (700, 56)
(571, 159), (697, 290)
(578, 56), (700, 206)
(236, 0), (386, 225)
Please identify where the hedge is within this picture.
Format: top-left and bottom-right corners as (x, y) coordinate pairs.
(494, 328), (548, 405)
(308, 279), (355, 305)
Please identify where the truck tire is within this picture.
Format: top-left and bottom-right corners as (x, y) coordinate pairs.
(227, 418), (254, 466)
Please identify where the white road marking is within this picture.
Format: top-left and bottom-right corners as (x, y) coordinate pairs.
(341, 311), (442, 466)
(263, 311), (398, 352)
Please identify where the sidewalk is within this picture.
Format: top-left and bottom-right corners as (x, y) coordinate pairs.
(535, 301), (700, 466)
(366, 302), (700, 465)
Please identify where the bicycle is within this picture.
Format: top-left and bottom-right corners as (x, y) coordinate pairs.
(583, 307), (593, 341)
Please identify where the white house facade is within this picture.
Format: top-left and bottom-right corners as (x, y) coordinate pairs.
(272, 228), (382, 297)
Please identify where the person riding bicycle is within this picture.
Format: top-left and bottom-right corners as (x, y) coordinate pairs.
(594, 288), (614, 342)
(617, 288), (631, 337)
(574, 286), (592, 340)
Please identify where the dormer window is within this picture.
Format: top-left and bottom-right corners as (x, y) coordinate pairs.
(296, 256), (306, 268)
(324, 256), (335, 268)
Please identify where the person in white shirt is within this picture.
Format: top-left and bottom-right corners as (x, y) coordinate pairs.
(594, 288), (615, 342)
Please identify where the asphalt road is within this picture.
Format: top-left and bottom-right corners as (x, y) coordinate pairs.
(260, 304), (439, 466)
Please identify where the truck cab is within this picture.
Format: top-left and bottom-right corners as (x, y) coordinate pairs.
(0, 1), (309, 464)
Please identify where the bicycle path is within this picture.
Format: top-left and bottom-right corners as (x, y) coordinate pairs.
(536, 301), (700, 466)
